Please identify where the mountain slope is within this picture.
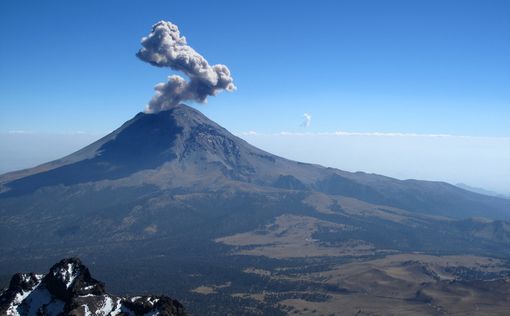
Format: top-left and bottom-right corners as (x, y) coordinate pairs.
(1, 104), (510, 314)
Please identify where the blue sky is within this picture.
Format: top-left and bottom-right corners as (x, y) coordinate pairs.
(1, 0), (509, 193)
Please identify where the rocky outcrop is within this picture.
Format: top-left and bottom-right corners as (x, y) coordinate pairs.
(0, 258), (186, 316)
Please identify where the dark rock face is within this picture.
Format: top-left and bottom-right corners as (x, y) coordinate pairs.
(0, 258), (186, 316)
(43, 258), (105, 301)
(0, 273), (44, 312)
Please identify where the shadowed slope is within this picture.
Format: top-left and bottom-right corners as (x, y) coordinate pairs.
(1, 111), (182, 196)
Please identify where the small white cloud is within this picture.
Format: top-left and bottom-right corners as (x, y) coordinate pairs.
(301, 113), (312, 128)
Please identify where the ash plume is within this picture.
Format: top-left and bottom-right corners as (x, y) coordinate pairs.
(137, 21), (236, 113)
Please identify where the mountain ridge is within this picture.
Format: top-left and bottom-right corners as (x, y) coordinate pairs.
(0, 257), (186, 316)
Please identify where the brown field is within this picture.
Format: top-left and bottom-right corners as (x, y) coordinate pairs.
(230, 253), (510, 315)
(216, 214), (389, 258)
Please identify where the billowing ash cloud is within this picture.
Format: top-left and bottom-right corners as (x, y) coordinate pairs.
(137, 21), (236, 113)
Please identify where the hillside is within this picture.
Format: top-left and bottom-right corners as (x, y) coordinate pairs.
(1, 104), (509, 314)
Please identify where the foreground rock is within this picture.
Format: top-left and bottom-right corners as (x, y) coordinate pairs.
(0, 258), (186, 316)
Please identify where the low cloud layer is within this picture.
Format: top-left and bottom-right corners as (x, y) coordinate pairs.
(137, 21), (235, 113)
(239, 130), (494, 138)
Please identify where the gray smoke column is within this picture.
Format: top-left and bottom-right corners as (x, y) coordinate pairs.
(137, 21), (236, 113)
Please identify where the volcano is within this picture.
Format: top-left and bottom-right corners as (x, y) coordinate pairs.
(1, 105), (510, 315)
(2, 104), (508, 218)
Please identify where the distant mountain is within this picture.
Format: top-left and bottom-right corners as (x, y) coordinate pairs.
(1, 104), (509, 314)
(0, 258), (186, 316)
(456, 183), (509, 199)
